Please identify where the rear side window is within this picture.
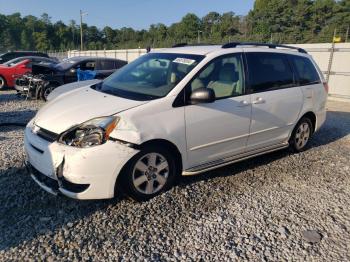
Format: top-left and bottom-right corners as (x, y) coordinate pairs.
(246, 52), (294, 93)
(289, 55), (320, 85)
(99, 60), (116, 70)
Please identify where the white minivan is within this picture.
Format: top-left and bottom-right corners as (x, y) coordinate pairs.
(24, 43), (327, 201)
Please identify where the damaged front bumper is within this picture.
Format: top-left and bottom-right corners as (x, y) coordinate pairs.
(24, 121), (139, 200)
(25, 160), (90, 197)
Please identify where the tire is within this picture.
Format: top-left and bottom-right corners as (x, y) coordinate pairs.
(41, 83), (58, 101)
(118, 146), (177, 202)
(290, 117), (313, 152)
(0, 76), (6, 90)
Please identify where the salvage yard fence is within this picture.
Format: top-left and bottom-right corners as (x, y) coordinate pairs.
(68, 49), (153, 63)
(291, 43), (350, 100)
(52, 43), (350, 100)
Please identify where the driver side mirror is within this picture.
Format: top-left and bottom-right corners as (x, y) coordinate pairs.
(70, 68), (76, 74)
(189, 87), (215, 105)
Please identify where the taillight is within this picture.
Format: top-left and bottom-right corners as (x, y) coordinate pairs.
(323, 82), (329, 93)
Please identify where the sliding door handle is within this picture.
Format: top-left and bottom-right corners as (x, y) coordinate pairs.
(252, 97), (266, 104)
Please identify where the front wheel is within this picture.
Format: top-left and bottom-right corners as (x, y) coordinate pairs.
(290, 117), (313, 152)
(118, 146), (177, 202)
(41, 83), (58, 101)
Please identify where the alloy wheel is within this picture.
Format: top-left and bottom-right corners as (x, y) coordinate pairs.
(295, 122), (311, 150)
(132, 153), (169, 195)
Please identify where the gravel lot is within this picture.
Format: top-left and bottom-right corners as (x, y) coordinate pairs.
(0, 90), (349, 261)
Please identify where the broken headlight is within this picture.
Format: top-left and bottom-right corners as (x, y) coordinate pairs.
(59, 116), (120, 148)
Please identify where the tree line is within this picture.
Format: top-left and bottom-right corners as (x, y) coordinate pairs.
(0, 0), (349, 52)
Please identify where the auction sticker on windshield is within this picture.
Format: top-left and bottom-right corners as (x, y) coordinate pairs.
(173, 57), (196, 65)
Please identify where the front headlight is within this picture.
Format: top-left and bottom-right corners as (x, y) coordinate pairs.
(59, 116), (120, 148)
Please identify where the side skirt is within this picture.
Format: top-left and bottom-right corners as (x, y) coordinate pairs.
(182, 142), (289, 176)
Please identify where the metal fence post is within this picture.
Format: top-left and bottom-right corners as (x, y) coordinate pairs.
(326, 29), (337, 84)
(126, 50), (129, 62)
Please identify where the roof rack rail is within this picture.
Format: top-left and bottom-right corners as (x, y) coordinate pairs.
(172, 43), (188, 48)
(221, 42), (307, 54)
(172, 43), (216, 48)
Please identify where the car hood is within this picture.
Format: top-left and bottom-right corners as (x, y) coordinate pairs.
(47, 79), (102, 101)
(34, 86), (149, 134)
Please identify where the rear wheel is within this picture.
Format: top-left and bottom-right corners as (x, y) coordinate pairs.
(290, 117), (313, 152)
(118, 146), (177, 202)
(0, 76), (6, 90)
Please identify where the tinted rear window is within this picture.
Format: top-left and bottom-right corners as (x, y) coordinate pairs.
(246, 52), (294, 93)
(289, 55), (320, 85)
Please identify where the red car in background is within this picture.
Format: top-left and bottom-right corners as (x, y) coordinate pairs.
(0, 56), (58, 90)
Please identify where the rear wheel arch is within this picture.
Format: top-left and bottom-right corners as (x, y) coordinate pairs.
(300, 111), (316, 133)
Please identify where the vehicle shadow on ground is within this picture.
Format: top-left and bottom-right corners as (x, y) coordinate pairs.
(0, 166), (119, 251)
(0, 92), (22, 103)
(0, 109), (37, 124)
(0, 110), (349, 251)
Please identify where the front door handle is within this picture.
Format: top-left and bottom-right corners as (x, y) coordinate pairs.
(252, 97), (266, 104)
(237, 100), (251, 107)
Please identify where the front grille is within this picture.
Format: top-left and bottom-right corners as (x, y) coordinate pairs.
(36, 127), (59, 142)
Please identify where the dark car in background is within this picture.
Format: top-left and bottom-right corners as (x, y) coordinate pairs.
(0, 51), (49, 63)
(0, 56), (58, 90)
(15, 56), (127, 100)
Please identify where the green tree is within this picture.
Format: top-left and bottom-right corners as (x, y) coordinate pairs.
(1, 1), (349, 53)
(32, 31), (49, 51)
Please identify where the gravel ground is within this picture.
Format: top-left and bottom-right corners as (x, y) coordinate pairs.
(0, 90), (349, 261)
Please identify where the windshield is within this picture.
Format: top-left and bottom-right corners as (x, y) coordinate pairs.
(54, 58), (79, 70)
(99, 53), (204, 100)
